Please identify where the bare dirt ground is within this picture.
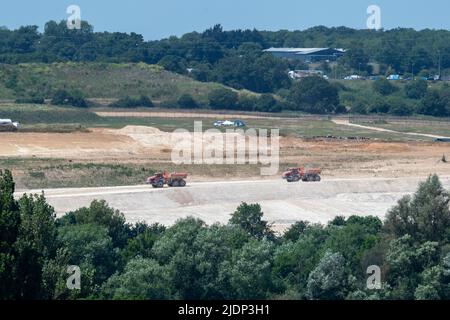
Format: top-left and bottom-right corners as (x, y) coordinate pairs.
(2, 125), (450, 179)
(17, 176), (450, 233)
(4, 124), (450, 230)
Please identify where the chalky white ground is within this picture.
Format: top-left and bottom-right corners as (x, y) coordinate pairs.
(16, 176), (450, 233)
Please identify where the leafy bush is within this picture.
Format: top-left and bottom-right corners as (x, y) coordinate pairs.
(368, 95), (391, 113)
(418, 89), (450, 117)
(237, 95), (259, 111)
(177, 94), (199, 109)
(385, 96), (414, 116)
(405, 80), (428, 99)
(208, 88), (238, 110)
(15, 97), (45, 104)
(236, 94), (282, 113)
(373, 78), (398, 96)
(157, 55), (187, 74)
(51, 89), (88, 108)
(109, 95), (154, 108)
(255, 94), (281, 113)
(289, 76), (340, 114)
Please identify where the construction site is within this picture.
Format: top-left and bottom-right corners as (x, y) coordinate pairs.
(2, 110), (450, 232)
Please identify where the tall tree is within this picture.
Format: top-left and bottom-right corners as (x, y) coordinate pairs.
(0, 170), (20, 299)
(306, 251), (348, 300)
(289, 76), (340, 114)
(14, 193), (57, 299)
(384, 175), (450, 243)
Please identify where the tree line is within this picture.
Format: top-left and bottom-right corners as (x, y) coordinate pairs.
(1, 170), (449, 300)
(2, 22), (450, 90)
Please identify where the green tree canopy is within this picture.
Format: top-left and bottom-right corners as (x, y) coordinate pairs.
(372, 78), (398, 96)
(229, 203), (274, 240)
(384, 175), (450, 243)
(208, 88), (238, 110)
(306, 251), (348, 300)
(405, 80), (428, 99)
(289, 76), (340, 114)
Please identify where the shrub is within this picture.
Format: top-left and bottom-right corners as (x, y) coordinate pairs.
(109, 95), (154, 108)
(255, 94), (281, 113)
(208, 88), (238, 110)
(373, 78), (398, 96)
(157, 55), (187, 74)
(405, 80), (428, 99)
(51, 89), (88, 108)
(177, 94), (198, 109)
(418, 89), (450, 117)
(368, 95), (391, 113)
(237, 95), (259, 111)
(15, 97), (45, 104)
(289, 76), (339, 114)
(387, 96), (414, 116)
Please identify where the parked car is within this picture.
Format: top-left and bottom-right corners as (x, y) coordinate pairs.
(213, 120), (235, 127)
(434, 138), (450, 143)
(0, 119), (19, 131)
(213, 120), (246, 127)
(222, 120), (235, 127)
(233, 120), (246, 127)
(344, 75), (363, 80)
(387, 74), (401, 80)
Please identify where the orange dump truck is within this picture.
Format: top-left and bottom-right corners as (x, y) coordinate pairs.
(147, 171), (188, 188)
(282, 167), (321, 182)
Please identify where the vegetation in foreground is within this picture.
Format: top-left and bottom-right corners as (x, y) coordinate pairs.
(1, 170), (449, 300)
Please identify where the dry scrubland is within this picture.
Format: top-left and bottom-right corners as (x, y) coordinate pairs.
(0, 106), (449, 189)
(1, 104), (450, 229)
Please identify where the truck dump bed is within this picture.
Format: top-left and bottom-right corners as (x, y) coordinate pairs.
(170, 172), (188, 179)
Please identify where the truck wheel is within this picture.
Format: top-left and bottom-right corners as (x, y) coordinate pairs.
(315, 175), (321, 182)
(179, 180), (186, 187)
(157, 181), (164, 188)
(172, 180), (179, 187)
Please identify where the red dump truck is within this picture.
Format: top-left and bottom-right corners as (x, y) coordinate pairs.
(147, 171), (188, 188)
(282, 167), (321, 182)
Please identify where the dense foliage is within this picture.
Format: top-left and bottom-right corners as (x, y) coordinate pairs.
(2, 22), (450, 87)
(289, 76), (341, 114)
(2, 22), (450, 115)
(109, 95), (154, 108)
(51, 89), (88, 108)
(1, 170), (450, 300)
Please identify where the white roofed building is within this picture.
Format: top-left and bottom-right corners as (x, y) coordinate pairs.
(263, 47), (345, 62)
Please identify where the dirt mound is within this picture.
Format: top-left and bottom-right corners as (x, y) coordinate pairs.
(113, 125), (162, 135)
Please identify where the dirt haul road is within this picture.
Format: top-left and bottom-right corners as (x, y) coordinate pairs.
(332, 119), (450, 139)
(16, 176), (450, 233)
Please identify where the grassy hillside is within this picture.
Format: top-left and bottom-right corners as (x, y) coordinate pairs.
(0, 62), (235, 105)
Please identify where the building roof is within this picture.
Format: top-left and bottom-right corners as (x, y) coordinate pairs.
(263, 47), (345, 55)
